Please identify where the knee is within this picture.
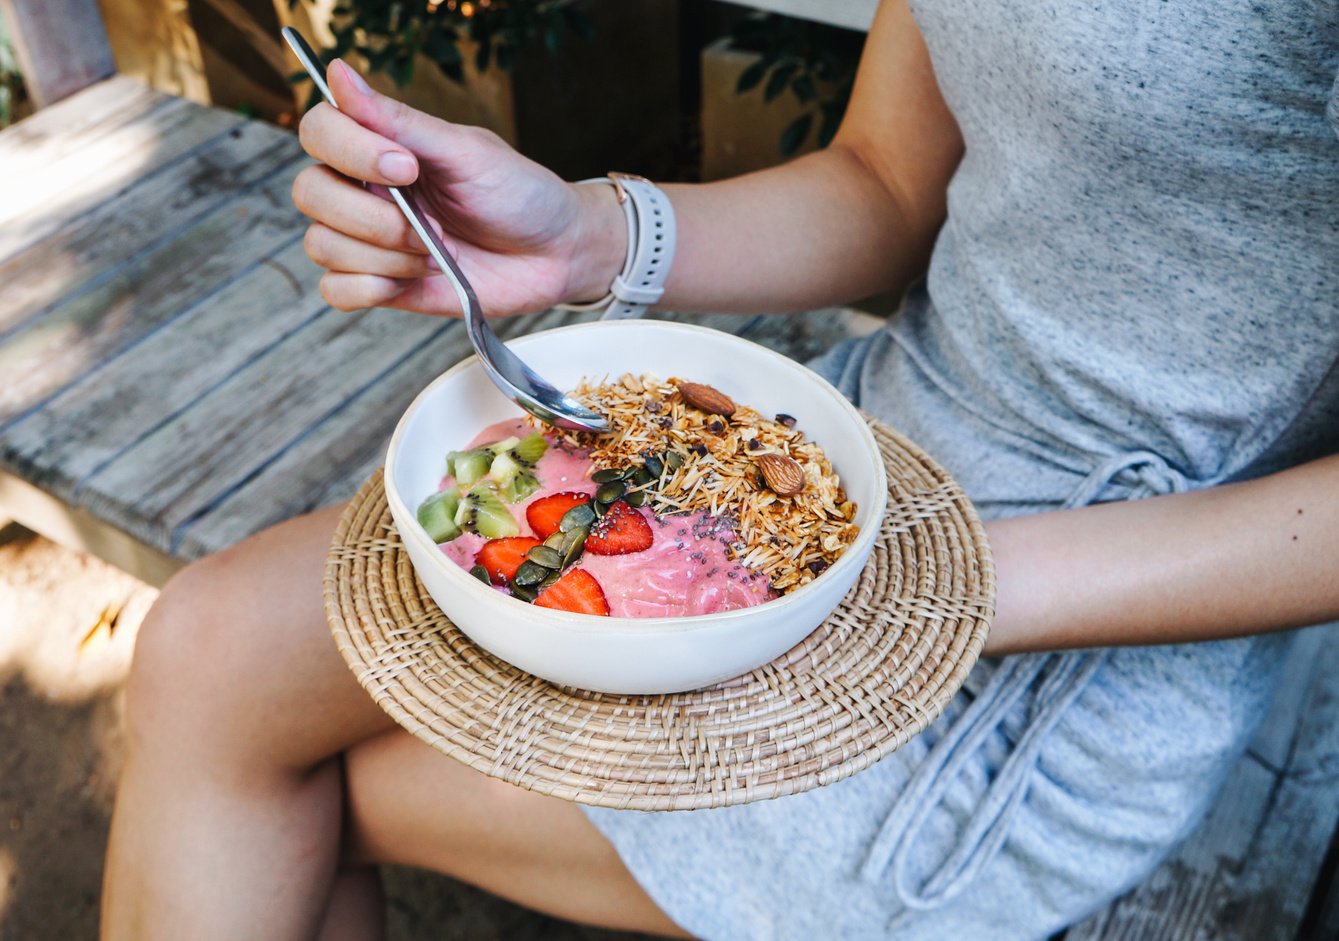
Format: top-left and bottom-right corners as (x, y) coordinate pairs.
(123, 550), (250, 749)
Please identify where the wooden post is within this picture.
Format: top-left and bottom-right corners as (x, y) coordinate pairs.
(0, 0), (115, 107)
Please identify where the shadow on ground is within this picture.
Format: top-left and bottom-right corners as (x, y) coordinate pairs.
(0, 526), (657, 940)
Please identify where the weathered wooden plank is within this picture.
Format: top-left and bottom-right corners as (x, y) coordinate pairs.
(0, 238), (326, 499)
(0, 96), (243, 254)
(0, 0), (115, 107)
(0, 158), (308, 423)
(1065, 623), (1339, 941)
(175, 307), (877, 557)
(75, 302), (457, 553)
(0, 469), (182, 587)
(0, 75), (143, 151)
(175, 306), (607, 557)
(0, 75), (168, 175)
(0, 119), (298, 324)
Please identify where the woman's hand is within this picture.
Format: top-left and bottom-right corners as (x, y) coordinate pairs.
(292, 59), (624, 317)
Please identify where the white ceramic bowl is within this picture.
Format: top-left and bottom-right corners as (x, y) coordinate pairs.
(384, 319), (887, 694)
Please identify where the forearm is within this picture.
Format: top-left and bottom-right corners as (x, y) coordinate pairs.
(984, 453), (1339, 655)
(566, 0), (962, 315)
(658, 149), (933, 313)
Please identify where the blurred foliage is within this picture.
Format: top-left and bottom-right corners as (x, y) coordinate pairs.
(0, 12), (28, 128)
(287, 0), (592, 109)
(728, 13), (863, 157)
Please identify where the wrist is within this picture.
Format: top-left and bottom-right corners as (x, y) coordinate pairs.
(561, 181), (628, 305)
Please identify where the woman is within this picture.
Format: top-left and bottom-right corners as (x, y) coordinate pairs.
(101, 1), (1339, 938)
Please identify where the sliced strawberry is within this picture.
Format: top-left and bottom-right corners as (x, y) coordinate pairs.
(584, 501), (654, 555)
(534, 568), (611, 616)
(474, 537), (542, 584)
(525, 491), (592, 539)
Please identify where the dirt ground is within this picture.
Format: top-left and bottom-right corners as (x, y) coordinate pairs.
(0, 524), (651, 940)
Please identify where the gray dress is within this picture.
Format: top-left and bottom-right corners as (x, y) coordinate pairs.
(582, 2), (1339, 938)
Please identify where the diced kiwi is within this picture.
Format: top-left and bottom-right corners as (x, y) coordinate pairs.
(495, 469), (540, 504)
(486, 436), (521, 455)
(453, 483), (519, 538)
(488, 450), (525, 483)
(508, 432), (549, 466)
(416, 487), (462, 543)
(448, 449), (492, 487)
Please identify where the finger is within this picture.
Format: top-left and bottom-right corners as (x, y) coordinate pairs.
(304, 223), (439, 279)
(319, 272), (415, 312)
(291, 165), (443, 254)
(325, 58), (494, 166)
(297, 97), (419, 187)
(319, 272), (466, 318)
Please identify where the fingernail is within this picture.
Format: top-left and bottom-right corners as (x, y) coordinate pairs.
(378, 151), (417, 184)
(337, 59), (372, 96)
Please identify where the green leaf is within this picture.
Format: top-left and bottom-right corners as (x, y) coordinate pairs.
(390, 54), (414, 86)
(818, 107), (842, 147)
(736, 59), (768, 94)
(792, 73), (816, 104)
(779, 112), (813, 156)
(764, 62), (797, 102)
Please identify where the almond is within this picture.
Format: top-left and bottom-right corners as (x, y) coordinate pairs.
(758, 453), (806, 497)
(674, 381), (736, 417)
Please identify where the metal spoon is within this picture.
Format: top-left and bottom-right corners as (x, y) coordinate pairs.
(281, 27), (610, 433)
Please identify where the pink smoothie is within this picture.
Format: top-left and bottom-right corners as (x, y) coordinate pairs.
(434, 418), (773, 617)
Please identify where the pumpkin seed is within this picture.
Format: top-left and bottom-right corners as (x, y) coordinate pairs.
(511, 583), (538, 602)
(595, 481), (625, 504)
(513, 560), (549, 587)
(591, 467), (624, 483)
(643, 454), (664, 477)
(664, 449), (685, 471)
(539, 570), (562, 590)
(526, 545), (562, 569)
(562, 526), (589, 567)
(559, 502), (596, 531)
(544, 531), (568, 550)
(632, 466), (655, 487)
(469, 564), (492, 585)
(626, 488), (649, 507)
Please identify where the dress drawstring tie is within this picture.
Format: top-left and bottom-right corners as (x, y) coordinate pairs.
(861, 449), (1191, 926)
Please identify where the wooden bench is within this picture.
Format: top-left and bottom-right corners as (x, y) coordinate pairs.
(0, 3), (1335, 938)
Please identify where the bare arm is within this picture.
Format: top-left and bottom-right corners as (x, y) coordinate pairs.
(292, 0), (962, 317)
(650, 0), (963, 312)
(984, 453), (1339, 655)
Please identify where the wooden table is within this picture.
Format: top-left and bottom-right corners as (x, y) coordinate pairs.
(0, 75), (1335, 941)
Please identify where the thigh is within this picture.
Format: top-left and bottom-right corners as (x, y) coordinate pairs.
(127, 504), (395, 773)
(341, 729), (691, 938)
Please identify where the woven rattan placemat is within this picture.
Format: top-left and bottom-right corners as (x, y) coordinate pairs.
(324, 416), (993, 811)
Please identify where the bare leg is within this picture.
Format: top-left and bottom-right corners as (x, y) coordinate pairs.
(101, 505), (685, 939)
(342, 729), (691, 937)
